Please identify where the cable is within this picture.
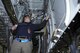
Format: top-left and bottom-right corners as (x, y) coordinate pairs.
(38, 35), (41, 53)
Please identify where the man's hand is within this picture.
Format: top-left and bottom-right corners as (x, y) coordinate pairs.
(12, 24), (18, 31)
(46, 16), (50, 20)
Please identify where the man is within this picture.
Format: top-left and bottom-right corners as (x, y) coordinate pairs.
(10, 15), (49, 53)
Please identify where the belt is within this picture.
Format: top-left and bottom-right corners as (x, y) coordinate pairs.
(16, 38), (30, 43)
(18, 36), (27, 39)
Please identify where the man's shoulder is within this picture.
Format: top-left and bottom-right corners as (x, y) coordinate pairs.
(18, 22), (33, 25)
(17, 23), (26, 26)
(18, 23), (23, 25)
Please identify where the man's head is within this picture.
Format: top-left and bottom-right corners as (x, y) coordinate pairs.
(23, 15), (31, 23)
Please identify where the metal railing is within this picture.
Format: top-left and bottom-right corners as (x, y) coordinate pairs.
(0, 17), (12, 53)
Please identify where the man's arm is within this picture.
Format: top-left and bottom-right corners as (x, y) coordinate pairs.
(33, 16), (49, 31)
(11, 24), (18, 36)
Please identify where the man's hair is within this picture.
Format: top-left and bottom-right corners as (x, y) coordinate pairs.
(22, 14), (30, 22)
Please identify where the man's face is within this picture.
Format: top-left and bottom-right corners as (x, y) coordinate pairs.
(24, 16), (30, 23)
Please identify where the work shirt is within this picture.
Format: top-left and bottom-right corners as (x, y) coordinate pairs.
(15, 20), (48, 39)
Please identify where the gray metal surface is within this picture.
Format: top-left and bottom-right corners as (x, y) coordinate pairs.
(0, 0), (8, 18)
(10, 0), (44, 22)
(27, 0), (44, 10)
(52, 0), (66, 28)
